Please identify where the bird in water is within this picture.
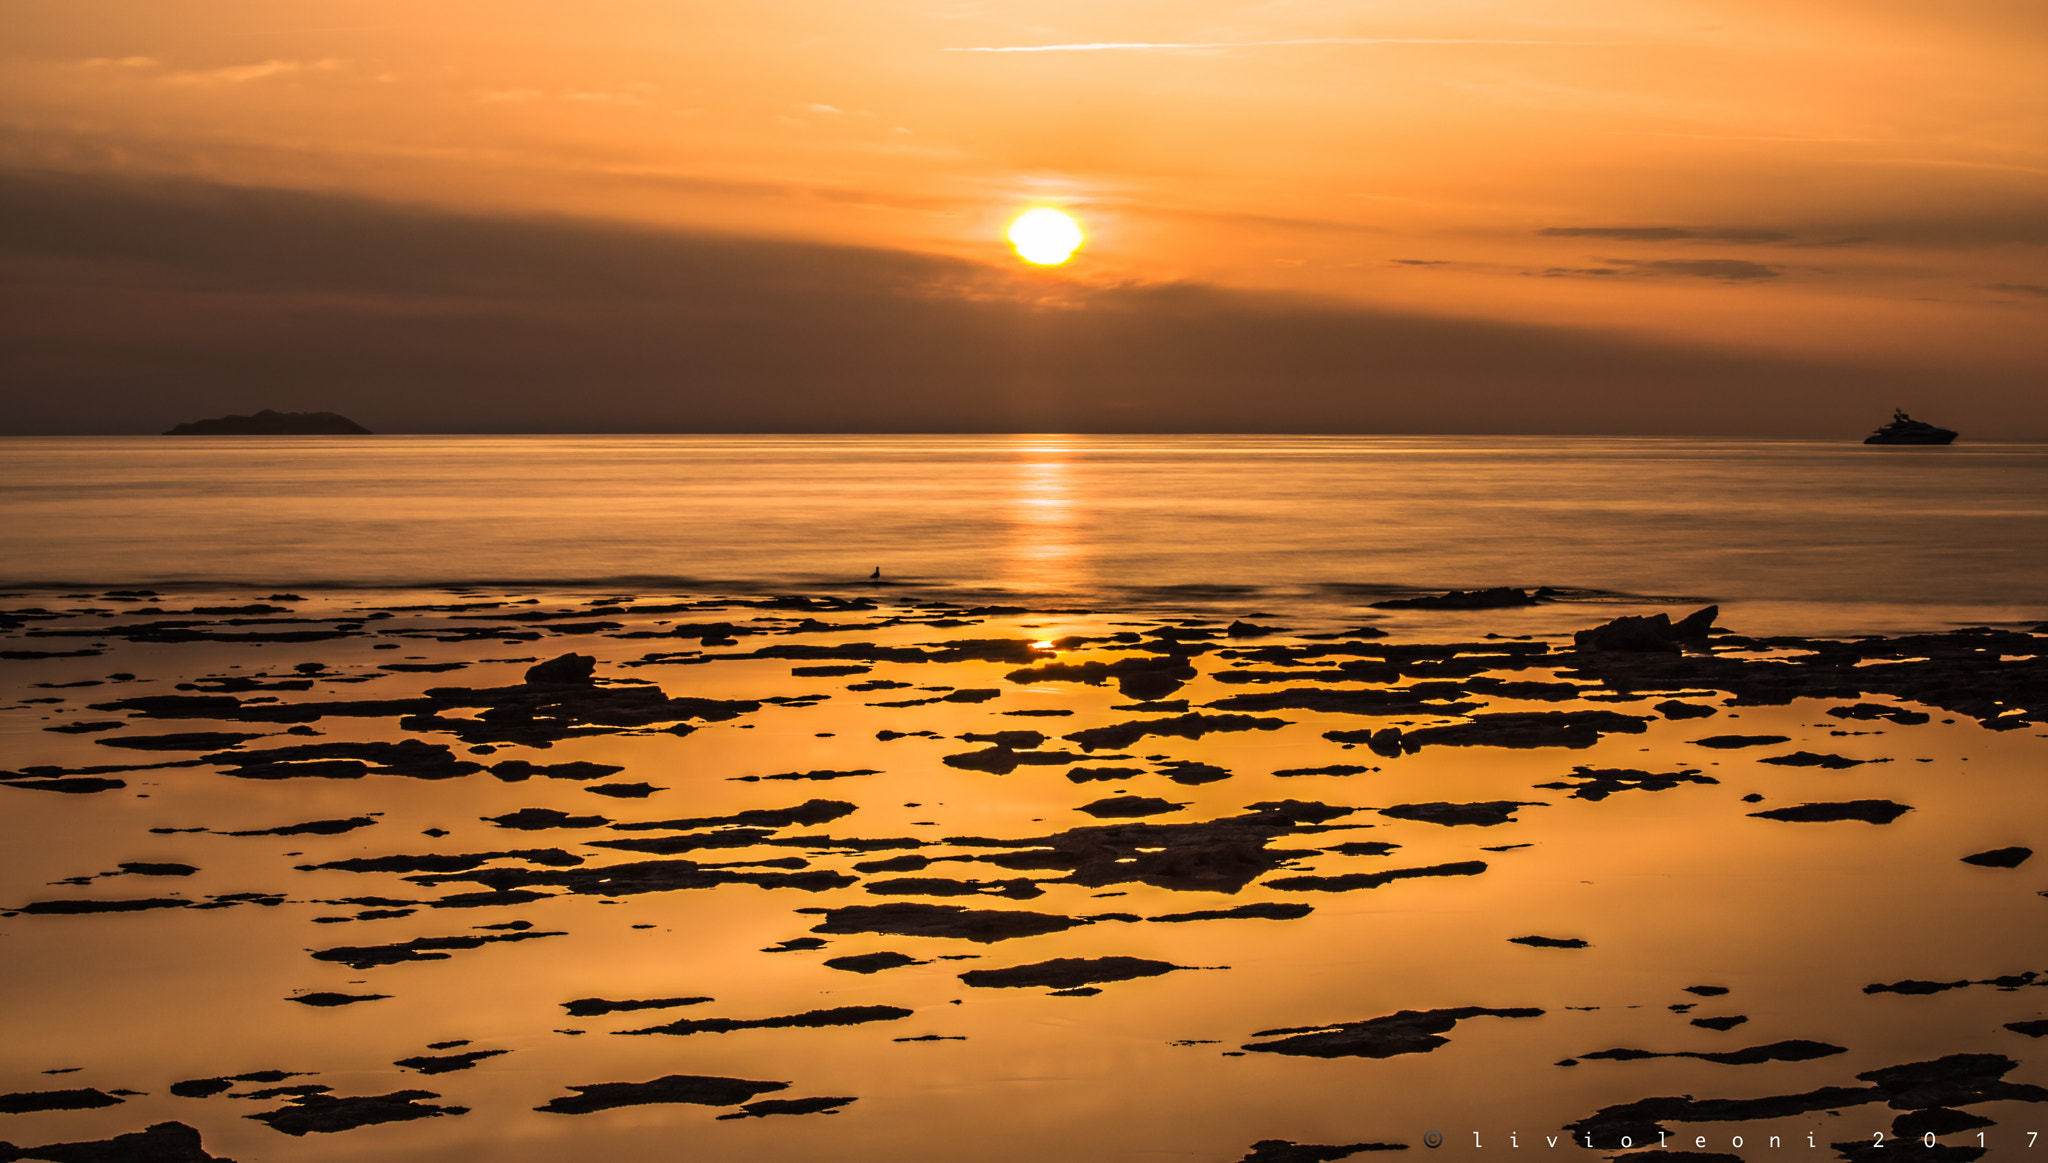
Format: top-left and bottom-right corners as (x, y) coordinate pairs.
(869, 567), (881, 581)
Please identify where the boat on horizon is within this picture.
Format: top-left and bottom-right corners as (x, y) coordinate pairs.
(1864, 409), (1957, 445)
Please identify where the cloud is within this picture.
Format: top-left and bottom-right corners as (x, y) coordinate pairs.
(1391, 259), (1448, 266)
(1541, 258), (1780, 280)
(161, 59), (345, 85)
(945, 37), (1614, 53)
(1540, 226), (1794, 243)
(0, 167), (2023, 437)
(1987, 282), (2048, 299)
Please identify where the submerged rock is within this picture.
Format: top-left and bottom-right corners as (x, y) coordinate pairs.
(246, 1090), (463, 1135)
(0, 1120), (234, 1162)
(1243, 1006), (1543, 1058)
(1747, 800), (1911, 824)
(958, 957), (1188, 990)
(535, 1074), (790, 1115)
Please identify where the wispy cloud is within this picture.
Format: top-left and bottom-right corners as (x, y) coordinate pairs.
(161, 59), (345, 85)
(946, 37), (1614, 53)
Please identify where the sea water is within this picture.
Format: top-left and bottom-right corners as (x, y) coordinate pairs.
(5, 434), (2046, 634)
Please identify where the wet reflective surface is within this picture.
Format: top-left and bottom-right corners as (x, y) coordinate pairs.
(2, 585), (2045, 1162)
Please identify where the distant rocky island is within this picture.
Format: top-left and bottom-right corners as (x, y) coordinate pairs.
(164, 410), (372, 435)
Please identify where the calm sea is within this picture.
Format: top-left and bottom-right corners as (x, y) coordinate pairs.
(4, 435), (2044, 634)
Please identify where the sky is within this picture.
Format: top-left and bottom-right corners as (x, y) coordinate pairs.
(2, 0), (2044, 435)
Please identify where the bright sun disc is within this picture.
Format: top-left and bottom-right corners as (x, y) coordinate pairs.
(1006, 207), (1083, 265)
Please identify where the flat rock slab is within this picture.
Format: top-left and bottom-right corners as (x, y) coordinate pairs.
(0, 1088), (124, 1114)
(1509, 935), (1589, 949)
(1076, 797), (1185, 819)
(1962, 847), (2032, 868)
(1148, 902), (1313, 923)
(535, 1074), (789, 1115)
(561, 996), (712, 1017)
(1759, 751), (1869, 769)
(714, 1096), (858, 1120)
(1244, 1006), (1543, 1058)
(1689, 734), (1792, 749)
(393, 1050), (509, 1075)
(311, 930), (566, 970)
(1264, 861), (1488, 893)
(287, 992), (390, 1007)
(1239, 1140), (1409, 1161)
(246, 1090), (463, 1135)
(801, 902), (1093, 943)
(1379, 801), (1541, 827)
(822, 952), (925, 974)
(96, 732), (267, 751)
(1579, 1039), (1845, 1066)
(1, 1120), (233, 1163)
(959, 957), (1187, 990)
(1748, 800), (1911, 824)
(619, 1004), (913, 1036)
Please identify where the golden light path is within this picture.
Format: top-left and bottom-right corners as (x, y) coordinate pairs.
(1005, 207), (1084, 265)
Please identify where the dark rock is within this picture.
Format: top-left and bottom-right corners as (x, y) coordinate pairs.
(1066, 766), (1144, 783)
(619, 1004), (913, 1036)
(1683, 985), (1730, 996)
(0, 1120), (233, 1162)
(524, 654), (596, 686)
(169, 1078), (237, 1098)
(310, 930), (566, 970)
(734, 768), (881, 781)
(95, 732), (266, 752)
(801, 902), (1092, 943)
(1370, 588), (1540, 610)
(1577, 1039), (1845, 1066)
(1237, 1141), (1408, 1162)
(1893, 1108), (1994, 1138)
(714, 1095), (858, 1119)
(1077, 797), (1185, 819)
(1379, 801), (1541, 827)
(960, 957), (1187, 990)
(584, 783), (661, 798)
(165, 410), (370, 435)
(484, 808), (610, 830)
(1508, 935), (1588, 949)
(823, 952), (924, 974)
(1157, 760), (1233, 785)
(1147, 902), (1313, 922)
(1831, 703), (1932, 725)
(1370, 710), (1652, 752)
(0, 1089), (123, 1114)
(13, 898), (191, 915)
(1758, 751), (1869, 768)
(392, 1050), (508, 1075)
(1265, 861), (1488, 893)
(1533, 766), (1716, 801)
(536, 1073), (787, 1114)
(2, 777), (129, 794)
(1574, 607), (1718, 652)
(1962, 847), (2032, 868)
(221, 817), (377, 837)
(1006, 655), (1201, 701)
(609, 799), (856, 831)
(1273, 765), (1378, 777)
(1748, 800), (1911, 824)
(1244, 1006), (1543, 1058)
(2005, 1020), (2048, 1037)
(862, 876), (1043, 900)
(561, 997), (712, 1017)
(1656, 700), (1719, 719)
(287, 992), (390, 1007)
(244, 1090), (461, 1135)
(489, 760), (624, 782)
(1691, 1015), (1748, 1031)
(1688, 734), (1791, 749)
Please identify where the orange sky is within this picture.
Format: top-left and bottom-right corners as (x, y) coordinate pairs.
(3, 0), (2045, 434)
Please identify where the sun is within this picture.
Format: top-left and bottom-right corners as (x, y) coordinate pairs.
(1006, 207), (1084, 266)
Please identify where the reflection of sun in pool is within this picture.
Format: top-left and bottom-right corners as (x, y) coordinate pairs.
(1005, 207), (1084, 265)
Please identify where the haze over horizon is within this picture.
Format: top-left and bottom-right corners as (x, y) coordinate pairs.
(3, 0), (2045, 437)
